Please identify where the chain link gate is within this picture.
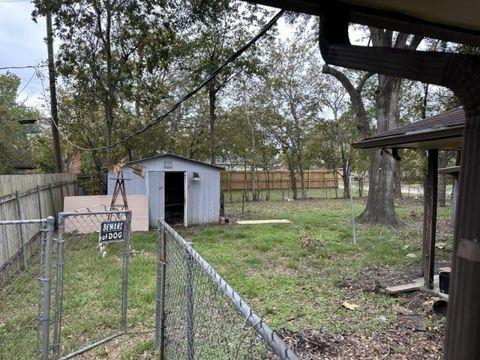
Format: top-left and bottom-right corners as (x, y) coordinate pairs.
(155, 220), (298, 360)
(0, 217), (55, 360)
(52, 210), (131, 359)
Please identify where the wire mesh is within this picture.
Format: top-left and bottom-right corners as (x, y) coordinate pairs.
(0, 219), (49, 360)
(157, 220), (297, 360)
(53, 211), (131, 359)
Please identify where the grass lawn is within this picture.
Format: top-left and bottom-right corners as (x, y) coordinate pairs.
(180, 198), (453, 335)
(0, 197), (453, 358)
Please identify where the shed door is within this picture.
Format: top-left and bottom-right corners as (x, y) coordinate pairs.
(184, 172), (188, 227)
(149, 171), (164, 228)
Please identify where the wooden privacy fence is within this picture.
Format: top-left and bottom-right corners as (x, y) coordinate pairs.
(221, 170), (338, 191)
(0, 173), (77, 284)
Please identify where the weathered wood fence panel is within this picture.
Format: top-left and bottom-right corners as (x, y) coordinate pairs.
(0, 174), (77, 283)
(221, 170), (338, 191)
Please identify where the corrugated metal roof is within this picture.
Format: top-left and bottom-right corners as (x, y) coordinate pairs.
(368, 107), (463, 139)
(353, 107), (464, 149)
(125, 153), (224, 171)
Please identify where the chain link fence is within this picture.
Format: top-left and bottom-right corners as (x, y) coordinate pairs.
(52, 210), (131, 359)
(156, 220), (298, 360)
(0, 217), (55, 360)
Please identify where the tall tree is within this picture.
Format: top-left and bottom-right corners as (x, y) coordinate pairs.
(34, 0), (177, 164)
(315, 74), (357, 198)
(261, 41), (321, 199)
(323, 29), (422, 226)
(181, 2), (270, 164)
(0, 73), (38, 173)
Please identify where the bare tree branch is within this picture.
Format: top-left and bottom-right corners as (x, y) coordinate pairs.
(356, 72), (374, 93)
(322, 64), (371, 137)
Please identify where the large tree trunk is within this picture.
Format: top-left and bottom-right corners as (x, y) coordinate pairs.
(297, 150), (307, 199)
(286, 153), (298, 200)
(358, 74), (401, 226)
(340, 146), (350, 198)
(358, 149), (399, 226)
(342, 166), (351, 198)
(394, 160), (403, 198)
(322, 30), (422, 227)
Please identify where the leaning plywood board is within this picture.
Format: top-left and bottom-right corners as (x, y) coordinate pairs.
(236, 219), (291, 225)
(63, 195), (149, 232)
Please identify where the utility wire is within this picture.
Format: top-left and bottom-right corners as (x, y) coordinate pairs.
(17, 70), (36, 96)
(47, 9), (285, 153)
(0, 65), (47, 70)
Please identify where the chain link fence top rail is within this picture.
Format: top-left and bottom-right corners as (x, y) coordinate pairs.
(156, 220), (298, 360)
(0, 218), (54, 360)
(52, 210), (131, 359)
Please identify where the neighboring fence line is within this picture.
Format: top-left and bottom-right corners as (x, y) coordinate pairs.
(0, 174), (75, 197)
(156, 220), (298, 360)
(0, 173), (77, 284)
(221, 170), (338, 191)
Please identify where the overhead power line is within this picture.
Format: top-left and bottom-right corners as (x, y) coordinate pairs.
(49, 9), (285, 153)
(0, 65), (47, 70)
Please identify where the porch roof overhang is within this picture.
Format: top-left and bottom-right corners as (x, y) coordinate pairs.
(250, 0), (480, 46)
(352, 107), (465, 151)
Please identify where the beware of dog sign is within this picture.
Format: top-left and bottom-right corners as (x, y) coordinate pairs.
(100, 220), (125, 243)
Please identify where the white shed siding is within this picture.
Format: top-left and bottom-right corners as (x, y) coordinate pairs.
(107, 155), (221, 227)
(107, 167), (146, 195)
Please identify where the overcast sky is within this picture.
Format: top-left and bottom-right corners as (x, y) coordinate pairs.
(0, 1), (48, 110)
(0, 1), (298, 114)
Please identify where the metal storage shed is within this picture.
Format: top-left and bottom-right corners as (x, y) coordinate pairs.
(107, 154), (223, 228)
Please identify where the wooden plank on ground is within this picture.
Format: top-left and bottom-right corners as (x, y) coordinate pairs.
(385, 282), (424, 294)
(236, 219), (291, 225)
(64, 195), (149, 232)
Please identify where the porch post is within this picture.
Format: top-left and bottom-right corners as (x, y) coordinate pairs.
(423, 149), (438, 289)
(444, 109), (480, 358)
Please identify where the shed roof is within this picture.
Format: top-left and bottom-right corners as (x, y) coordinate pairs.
(352, 107), (464, 150)
(124, 153), (224, 171)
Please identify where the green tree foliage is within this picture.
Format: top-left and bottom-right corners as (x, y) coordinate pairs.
(34, 0), (180, 164)
(0, 72), (39, 173)
(257, 40), (322, 199)
(177, 1), (272, 164)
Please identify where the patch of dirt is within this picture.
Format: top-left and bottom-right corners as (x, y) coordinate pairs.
(74, 330), (154, 359)
(281, 263), (449, 359)
(338, 262), (451, 293)
(280, 321), (444, 359)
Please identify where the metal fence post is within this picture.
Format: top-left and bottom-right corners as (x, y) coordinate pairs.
(15, 191), (28, 268)
(59, 183), (65, 211)
(37, 185), (43, 219)
(186, 250), (195, 360)
(155, 222), (167, 358)
(120, 211), (132, 333)
(49, 184), (56, 217)
(39, 216), (55, 360)
(52, 214), (65, 358)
